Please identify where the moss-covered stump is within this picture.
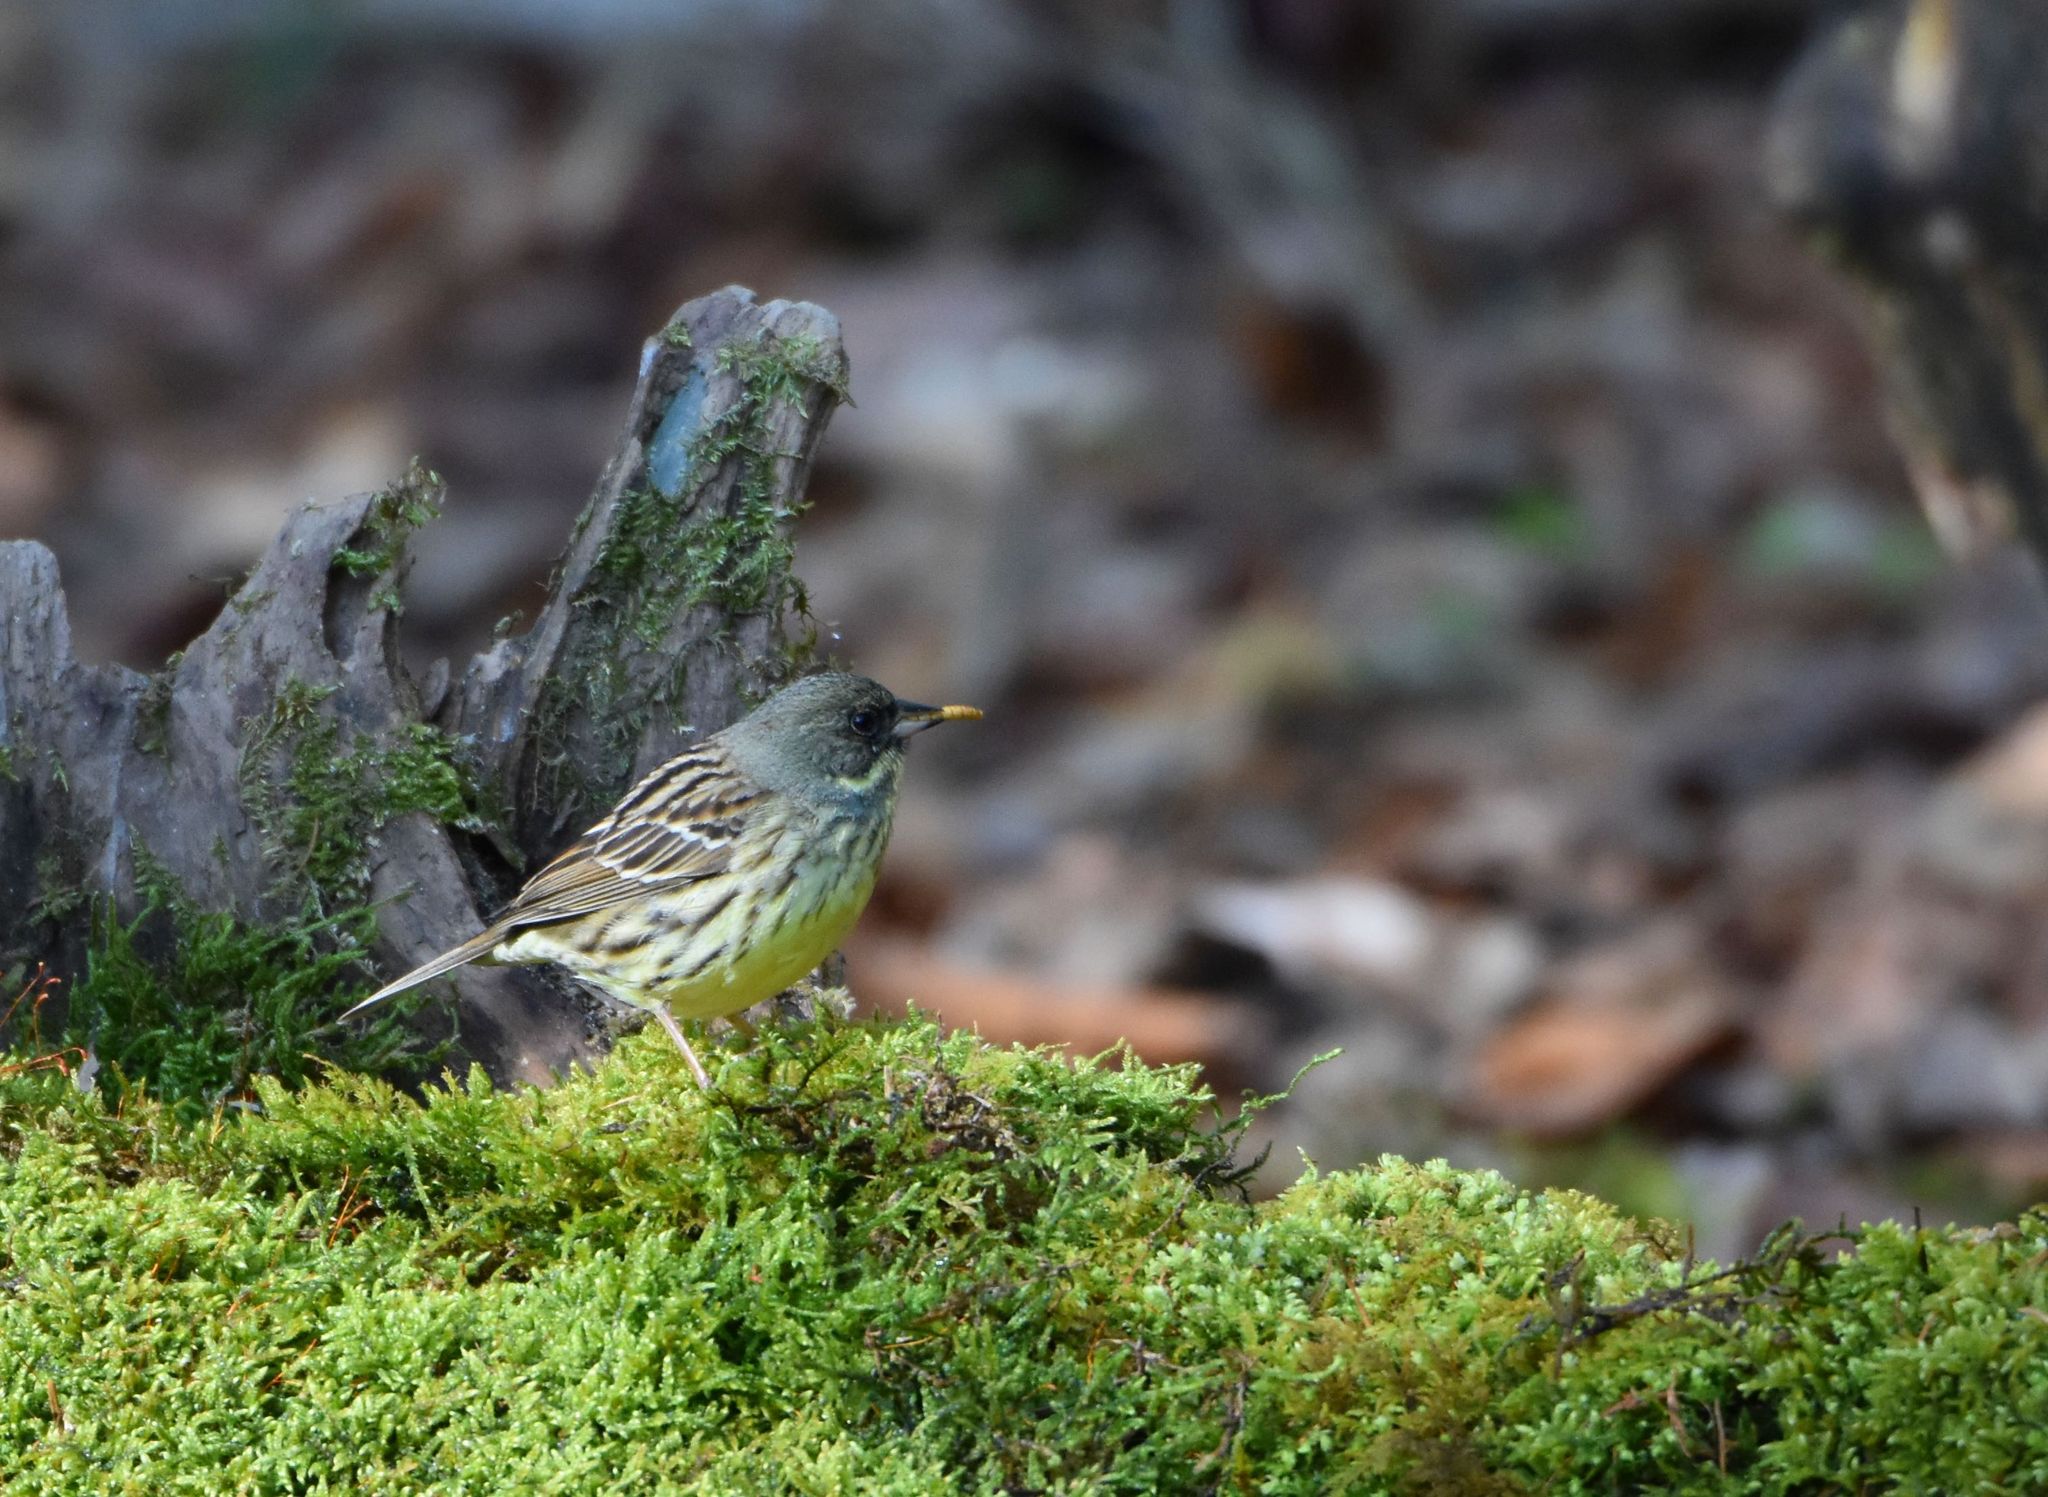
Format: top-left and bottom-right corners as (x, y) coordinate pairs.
(2, 1018), (2045, 1494)
(0, 287), (848, 1090)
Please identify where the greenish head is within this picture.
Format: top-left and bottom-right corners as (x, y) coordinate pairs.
(718, 672), (982, 810)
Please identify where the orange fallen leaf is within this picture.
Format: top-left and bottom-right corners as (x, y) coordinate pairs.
(1467, 990), (1735, 1136)
(845, 934), (1267, 1086)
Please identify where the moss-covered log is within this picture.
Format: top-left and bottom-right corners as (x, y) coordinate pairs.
(2, 1017), (2043, 1494)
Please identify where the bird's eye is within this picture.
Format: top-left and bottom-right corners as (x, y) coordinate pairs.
(849, 708), (881, 737)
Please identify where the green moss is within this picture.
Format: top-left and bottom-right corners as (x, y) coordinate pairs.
(334, 459), (443, 580)
(0, 742), (14, 784)
(27, 850), (86, 930)
(132, 651), (180, 758)
(237, 680), (496, 917)
(212, 678), (496, 1092)
(2, 1014), (2043, 1493)
(162, 643), (499, 1108)
(42, 862), (421, 1120)
(596, 334), (839, 643)
(1495, 485), (1592, 560)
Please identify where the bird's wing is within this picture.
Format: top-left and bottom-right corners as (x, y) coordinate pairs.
(338, 748), (764, 1024)
(494, 745), (766, 930)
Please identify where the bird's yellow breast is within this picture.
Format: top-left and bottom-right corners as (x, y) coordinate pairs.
(657, 860), (879, 1020)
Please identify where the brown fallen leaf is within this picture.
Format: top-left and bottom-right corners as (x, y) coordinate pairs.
(1463, 928), (1739, 1136)
(1763, 881), (1999, 1077)
(843, 934), (1268, 1087)
(1467, 998), (1733, 1136)
(1956, 1131), (2048, 1198)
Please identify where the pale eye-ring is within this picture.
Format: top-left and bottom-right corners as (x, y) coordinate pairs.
(849, 708), (882, 737)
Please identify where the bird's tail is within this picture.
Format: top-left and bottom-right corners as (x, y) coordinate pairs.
(337, 928), (504, 1023)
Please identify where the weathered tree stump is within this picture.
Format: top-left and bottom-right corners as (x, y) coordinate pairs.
(1769, 0), (2048, 570)
(0, 286), (848, 1086)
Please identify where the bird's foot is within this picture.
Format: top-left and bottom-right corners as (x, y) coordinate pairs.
(651, 1006), (712, 1089)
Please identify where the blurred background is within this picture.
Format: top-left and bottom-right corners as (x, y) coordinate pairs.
(8, 0), (2048, 1257)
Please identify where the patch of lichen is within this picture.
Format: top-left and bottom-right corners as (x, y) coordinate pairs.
(3, 1013), (2043, 1494)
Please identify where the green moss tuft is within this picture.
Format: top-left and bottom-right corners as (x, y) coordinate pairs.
(132, 651), (180, 757)
(2, 1014), (2043, 1492)
(237, 681), (497, 917)
(333, 459), (443, 581)
(27, 850), (86, 930)
(37, 862), (425, 1120)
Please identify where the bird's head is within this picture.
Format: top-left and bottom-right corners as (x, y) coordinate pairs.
(721, 672), (981, 807)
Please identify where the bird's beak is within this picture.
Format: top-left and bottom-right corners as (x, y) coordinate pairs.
(893, 701), (983, 739)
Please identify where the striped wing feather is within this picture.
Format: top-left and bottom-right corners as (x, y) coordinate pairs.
(335, 746), (763, 1022)
(495, 746), (759, 930)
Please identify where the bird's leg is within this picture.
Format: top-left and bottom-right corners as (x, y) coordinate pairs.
(652, 1005), (711, 1089)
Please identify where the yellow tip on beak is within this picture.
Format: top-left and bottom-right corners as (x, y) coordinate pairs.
(893, 701), (983, 737)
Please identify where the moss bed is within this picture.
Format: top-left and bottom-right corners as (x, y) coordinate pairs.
(2, 1014), (2045, 1494)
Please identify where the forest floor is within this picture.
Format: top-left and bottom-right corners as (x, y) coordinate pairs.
(5, 0), (2046, 1255)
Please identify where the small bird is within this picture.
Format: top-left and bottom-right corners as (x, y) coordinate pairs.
(340, 673), (981, 1085)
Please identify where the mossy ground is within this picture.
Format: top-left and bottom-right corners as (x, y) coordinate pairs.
(3, 1013), (2045, 1495)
